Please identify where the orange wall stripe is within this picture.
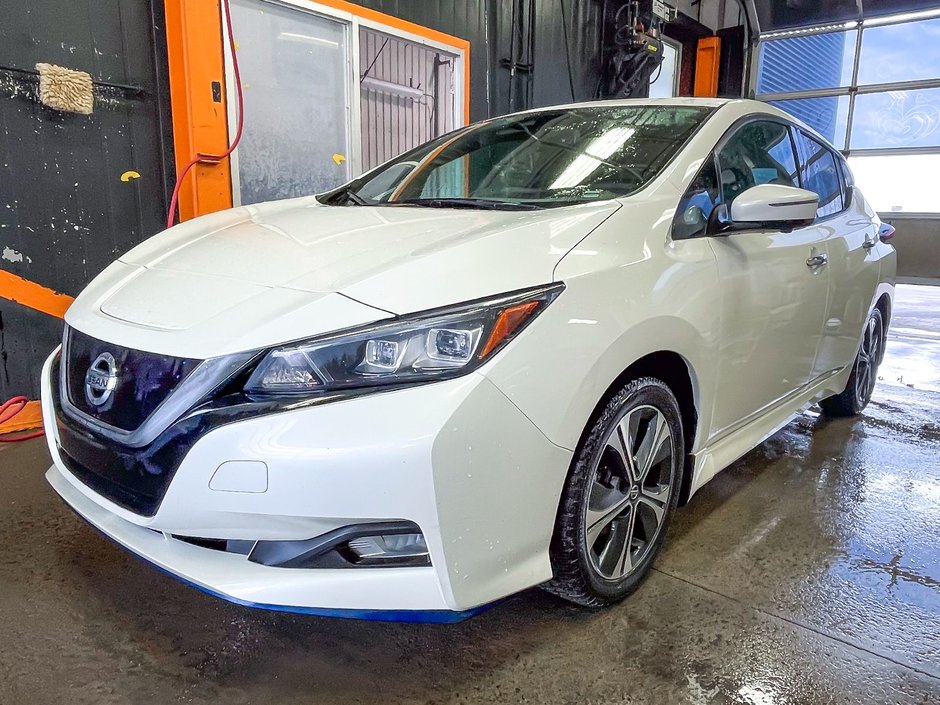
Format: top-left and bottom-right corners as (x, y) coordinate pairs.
(164, 0), (233, 221)
(0, 271), (73, 319)
(311, 0), (471, 55)
(0, 400), (42, 434)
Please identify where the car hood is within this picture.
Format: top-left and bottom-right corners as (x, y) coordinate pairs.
(66, 197), (618, 358)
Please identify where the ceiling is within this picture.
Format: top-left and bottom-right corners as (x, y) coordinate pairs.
(748, 0), (940, 33)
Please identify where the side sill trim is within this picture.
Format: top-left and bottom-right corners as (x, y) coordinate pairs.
(702, 366), (845, 450)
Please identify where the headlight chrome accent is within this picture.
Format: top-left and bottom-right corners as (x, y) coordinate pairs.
(244, 283), (564, 397)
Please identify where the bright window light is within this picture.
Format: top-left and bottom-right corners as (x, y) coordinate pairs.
(551, 127), (635, 189)
(864, 8), (940, 26)
(849, 153), (940, 214)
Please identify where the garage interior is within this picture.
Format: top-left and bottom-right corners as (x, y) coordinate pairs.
(1, 0), (938, 703)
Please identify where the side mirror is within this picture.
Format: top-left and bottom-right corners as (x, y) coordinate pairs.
(729, 184), (819, 229)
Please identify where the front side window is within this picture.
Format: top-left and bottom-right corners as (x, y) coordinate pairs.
(794, 131), (844, 218)
(321, 106), (713, 209)
(716, 121), (800, 207)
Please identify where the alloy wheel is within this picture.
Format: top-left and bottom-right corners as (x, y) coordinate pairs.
(855, 313), (881, 406)
(584, 405), (675, 580)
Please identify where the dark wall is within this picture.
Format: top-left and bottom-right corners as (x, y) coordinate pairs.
(0, 0), (174, 398)
(349, 0), (605, 122)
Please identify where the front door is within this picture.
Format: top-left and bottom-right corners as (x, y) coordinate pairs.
(706, 120), (831, 437)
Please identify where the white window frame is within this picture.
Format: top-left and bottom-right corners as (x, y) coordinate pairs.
(222, 0), (468, 207)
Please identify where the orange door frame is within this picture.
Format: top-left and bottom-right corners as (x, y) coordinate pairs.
(693, 36), (722, 98)
(164, 0), (234, 222)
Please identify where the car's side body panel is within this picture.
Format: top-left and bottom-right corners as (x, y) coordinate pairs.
(483, 188), (722, 456)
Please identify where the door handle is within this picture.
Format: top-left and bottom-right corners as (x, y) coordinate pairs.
(806, 253), (828, 268)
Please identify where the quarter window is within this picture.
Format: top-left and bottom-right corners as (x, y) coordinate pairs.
(794, 131), (844, 218)
(672, 158), (720, 240)
(716, 121), (799, 207)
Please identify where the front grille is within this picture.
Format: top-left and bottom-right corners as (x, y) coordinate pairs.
(51, 353), (207, 517)
(63, 326), (200, 432)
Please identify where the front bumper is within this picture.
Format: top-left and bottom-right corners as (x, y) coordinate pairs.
(41, 351), (572, 616)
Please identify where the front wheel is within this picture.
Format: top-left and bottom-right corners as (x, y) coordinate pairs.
(544, 377), (684, 607)
(820, 307), (884, 417)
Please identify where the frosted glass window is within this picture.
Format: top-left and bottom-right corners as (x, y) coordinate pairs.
(231, 0), (351, 205)
(850, 88), (940, 150)
(648, 42), (679, 99)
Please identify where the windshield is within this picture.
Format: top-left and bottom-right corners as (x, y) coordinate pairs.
(320, 105), (713, 210)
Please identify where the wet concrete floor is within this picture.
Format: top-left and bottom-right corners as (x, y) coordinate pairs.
(1, 285), (938, 705)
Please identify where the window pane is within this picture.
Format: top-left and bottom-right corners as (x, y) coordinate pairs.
(850, 88), (940, 149)
(756, 31), (856, 94)
(649, 42), (679, 99)
(717, 122), (799, 205)
(768, 96), (850, 149)
(231, 0), (351, 205)
(858, 16), (940, 85)
(794, 132), (844, 217)
(848, 153), (940, 213)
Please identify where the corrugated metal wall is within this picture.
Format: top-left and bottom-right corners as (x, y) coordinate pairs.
(350, 0), (605, 122)
(360, 28), (457, 171)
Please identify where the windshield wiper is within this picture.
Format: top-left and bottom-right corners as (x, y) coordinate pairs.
(394, 197), (539, 211)
(333, 187), (368, 206)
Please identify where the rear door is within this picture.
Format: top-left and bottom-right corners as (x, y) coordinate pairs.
(705, 119), (831, 437)
(793, 132), (880, 379)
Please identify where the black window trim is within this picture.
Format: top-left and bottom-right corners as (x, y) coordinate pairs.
(672, 113), (804, 240)
(670, 113), (852, 241)
(793, 127), (851, 221)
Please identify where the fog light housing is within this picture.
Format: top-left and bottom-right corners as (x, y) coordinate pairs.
(346, 532), (428, 565)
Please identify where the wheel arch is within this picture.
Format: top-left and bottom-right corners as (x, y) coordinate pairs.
(873, 288), (892, 363)
(577, 350), (700, 507)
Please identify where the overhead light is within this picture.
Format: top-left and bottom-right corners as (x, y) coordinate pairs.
(278, 32), (339, 48)
(361, 75), (425, 100)
(761, 21), (856, 40)
(551, 127), (635, 189)
(864, 8), (940, 26)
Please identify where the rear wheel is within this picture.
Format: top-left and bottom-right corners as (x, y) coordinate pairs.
(545, 377), (683, 607)
(820, 307), (884, 417)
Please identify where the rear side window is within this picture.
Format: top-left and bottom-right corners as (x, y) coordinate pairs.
(794, 131), (844, 218)
(716, 121), (800, 207)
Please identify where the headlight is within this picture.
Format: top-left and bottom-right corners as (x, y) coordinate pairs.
(244, 283), (564, 396)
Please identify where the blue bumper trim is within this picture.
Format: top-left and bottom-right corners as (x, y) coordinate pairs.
(178, 573), (492, 623)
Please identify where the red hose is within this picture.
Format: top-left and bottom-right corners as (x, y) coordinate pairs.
(165, 0), (245, 229)
(0, 396), (44, 442)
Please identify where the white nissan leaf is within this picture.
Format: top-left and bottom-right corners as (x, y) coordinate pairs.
(43, 98), (895, 622)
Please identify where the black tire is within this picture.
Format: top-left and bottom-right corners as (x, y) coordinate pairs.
(820, 307), (884, 418)
(544, 377), (684, 607)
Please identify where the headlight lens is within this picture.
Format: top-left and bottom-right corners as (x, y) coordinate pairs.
(244, 283), (563, 396)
